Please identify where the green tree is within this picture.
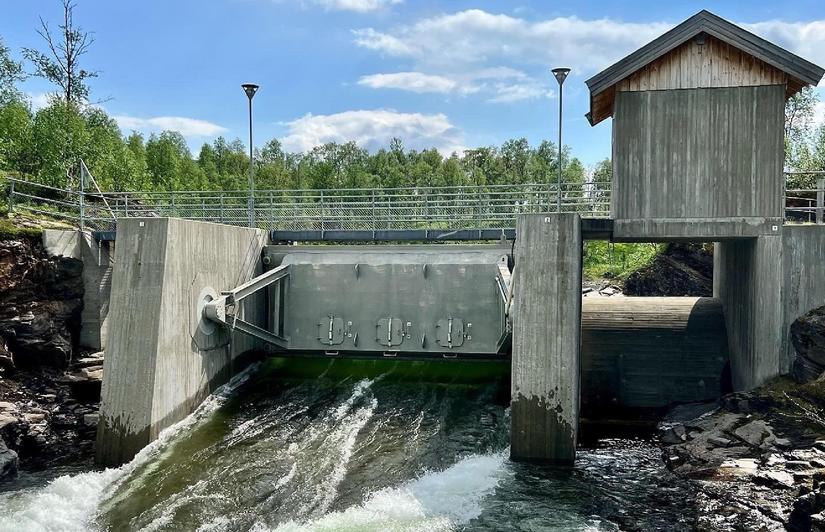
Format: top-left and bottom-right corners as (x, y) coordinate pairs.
(0, 37), (25, 104)
(784, 87), (819, 172)
(30, 100), (88, 186)
(23, 0), (98, 104)
(0, 100), (33, 172)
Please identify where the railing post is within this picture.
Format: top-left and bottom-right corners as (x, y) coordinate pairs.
(320, 190), (325, 236)
(371, 189), (376, 232)
(125, 196), (129, 217)
(477, 185), (482, 229)
(7, 180), (14, 218)
(817, 177), (824, 225)
(219, 194), (224, 223)
(79, 163), (86, 231)
(269, 191), (273, 229)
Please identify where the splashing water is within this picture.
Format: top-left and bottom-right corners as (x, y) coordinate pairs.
(0, 365), (699, 531)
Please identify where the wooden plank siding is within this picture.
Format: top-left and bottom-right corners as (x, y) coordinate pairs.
(615, 35), (790, 94)
(612, 84), (785, 222)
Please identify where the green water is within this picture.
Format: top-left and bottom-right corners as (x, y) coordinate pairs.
(0, 360), (699, 531)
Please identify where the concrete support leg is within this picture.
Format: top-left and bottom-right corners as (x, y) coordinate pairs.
(714, 235), (783, 390)
(79, 233), (113, 351)
(96, 218), (266, 466)
(511, 213), (582, 465)
(42, 229), (113, 351)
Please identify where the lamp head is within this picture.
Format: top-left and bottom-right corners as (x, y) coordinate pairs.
(241, 83), (259, 100)
(551, 68), (571, 85)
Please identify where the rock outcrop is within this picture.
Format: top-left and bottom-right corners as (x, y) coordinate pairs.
(624, 243), (713, 297)
(0, 235), (84, 369)
(659, 382), (825, 530)
(792, 306), (825, 383)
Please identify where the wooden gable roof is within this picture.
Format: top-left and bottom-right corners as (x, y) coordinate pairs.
(585, 10), (825, 126)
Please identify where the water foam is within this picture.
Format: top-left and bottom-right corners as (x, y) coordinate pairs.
(0, 365), (257, 532)
(269, 451), (508, 532)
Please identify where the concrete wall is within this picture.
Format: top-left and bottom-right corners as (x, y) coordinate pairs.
(511, 213), (581, 465)
(714, 235), (784, 390)
(42, 230), (113, 351)
(612, 85), (785, 239)
(782, 226), (825, 373)
(712, 226), (825, 391)
(96, 218), (266, 466)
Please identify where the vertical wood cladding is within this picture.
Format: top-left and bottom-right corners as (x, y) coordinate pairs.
(616, 35), (790, 94)
(612, 85), (785, 221)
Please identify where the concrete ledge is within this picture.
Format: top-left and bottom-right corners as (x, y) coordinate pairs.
(96, 218), (267, 466)
(613, 217), (784, 242)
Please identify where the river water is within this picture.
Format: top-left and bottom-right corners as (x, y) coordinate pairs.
(0, 362), (700, 531)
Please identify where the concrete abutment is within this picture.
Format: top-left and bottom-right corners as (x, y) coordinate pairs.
(95, 218), (267, 466)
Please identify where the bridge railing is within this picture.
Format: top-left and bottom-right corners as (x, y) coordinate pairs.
(5, 170), (825, 232)
(4, 177), (612, 232)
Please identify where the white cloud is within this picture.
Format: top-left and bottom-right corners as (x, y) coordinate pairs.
(306, 0), (401, 13)
(280, 109), (465, 155)
(358, 72), (457, 93)
(353, 10), (672, 73)
(814, 100), (825, 128)
(27, 92), (52, 111)
(114, 115), (227, 137)
(357, 67), (549, 103)
(487, 83), (551, 103)
(352, 10), (825, 103)
(742, 20), (825, 80)
(352, 10), (671, 104)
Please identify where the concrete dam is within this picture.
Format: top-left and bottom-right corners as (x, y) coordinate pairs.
(17, 10), (824, 468)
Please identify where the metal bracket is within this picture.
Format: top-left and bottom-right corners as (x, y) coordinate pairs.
(203, 264), (290, 348)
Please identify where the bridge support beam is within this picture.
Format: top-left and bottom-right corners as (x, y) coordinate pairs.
(96, 218), (267, 466)
(511, 213), (582, 465)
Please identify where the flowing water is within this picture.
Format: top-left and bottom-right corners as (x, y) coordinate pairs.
(0, 361), (700, 531)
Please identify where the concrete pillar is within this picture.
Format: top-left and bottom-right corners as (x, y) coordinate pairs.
(96, 218), (267, 466)
(714, 235), (783, 390)
(511, 213), (582, 465)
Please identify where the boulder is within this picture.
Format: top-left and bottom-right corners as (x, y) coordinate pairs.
(0, 437), (18, 480)
(792, 307), (825, 382)
(0, 236), (84, 370)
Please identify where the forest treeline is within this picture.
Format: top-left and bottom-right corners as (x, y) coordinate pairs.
(0, 1), (823, 195)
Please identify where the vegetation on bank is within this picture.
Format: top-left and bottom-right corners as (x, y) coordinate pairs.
(583, 241), (662, 281)
(0, 218), (41, 239)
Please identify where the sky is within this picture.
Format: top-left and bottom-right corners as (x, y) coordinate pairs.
(2, 0), (825, 166)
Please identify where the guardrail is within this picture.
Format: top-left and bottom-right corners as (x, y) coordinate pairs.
(5, 170), (825, 233)
(785, 171), (825, 224)
(4, 178), (612, 232)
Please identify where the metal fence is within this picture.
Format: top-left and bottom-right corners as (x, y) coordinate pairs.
(4, 177), (612, 232)
(785, 171), (825, 224)
(4, 170), (825, 233)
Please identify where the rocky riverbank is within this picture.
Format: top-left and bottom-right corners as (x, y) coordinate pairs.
(0, 223), (101, 481)
(659, 306), (825, 531)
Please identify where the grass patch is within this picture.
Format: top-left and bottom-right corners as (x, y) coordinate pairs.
(0, 218), (42, 239)
(583, 241), (662, 281)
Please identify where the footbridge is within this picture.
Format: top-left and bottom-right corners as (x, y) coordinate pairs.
(9, 10), (825, 468)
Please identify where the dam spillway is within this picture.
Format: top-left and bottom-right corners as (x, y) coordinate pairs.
(93, 217), (734, 466)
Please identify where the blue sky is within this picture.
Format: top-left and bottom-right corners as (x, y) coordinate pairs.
(2, 0), (825, 166)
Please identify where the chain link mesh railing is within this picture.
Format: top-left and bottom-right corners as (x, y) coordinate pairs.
(5, 169), (824, 234)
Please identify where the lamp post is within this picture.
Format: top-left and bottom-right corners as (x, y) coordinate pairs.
(241, 83), (259, 227)
(551, 68), (570, 213)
